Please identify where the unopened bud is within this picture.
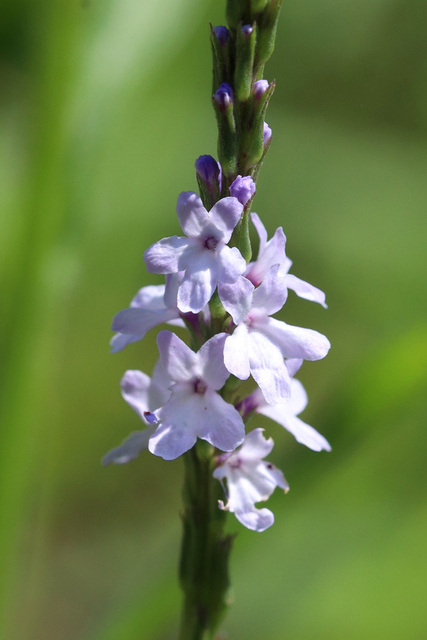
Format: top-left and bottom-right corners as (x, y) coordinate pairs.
(214, 82), (234, 111)
(230, 175), (256, 206)
(263, 122), (272, 146)
(235, 22), (256, 102)
(212, 84), (237, 178)
(195, 155), (221, 186)
(195, 155), (221, 208)
(252, 79), (269, 99)
(213, 25), (230, 46)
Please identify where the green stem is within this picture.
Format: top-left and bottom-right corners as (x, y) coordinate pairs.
(179, 444), (234, 640)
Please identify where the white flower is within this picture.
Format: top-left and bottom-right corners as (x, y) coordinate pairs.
(218, 267), (330, 404)
(213, 428), (289, 532)
(148, 331), (245, 460)
(143, 192), (246, 314)
(246, 212), (327, 308)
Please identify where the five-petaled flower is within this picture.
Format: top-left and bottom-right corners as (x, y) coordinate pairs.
(219, 266), (330, 404)
(148, 330), (246, 460)
(213, 428), (289, 532)
(144, 192), (246, 314)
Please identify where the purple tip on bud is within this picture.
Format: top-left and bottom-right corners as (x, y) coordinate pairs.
(241, 24), (253, 37)
(214, 83), (234, 111)
(253, 79), (269, 100)
(213, 26), (230, 46)
(195, 155), (221, 187)
(263, 122), (272, 146)
(230, 175), (256, 206)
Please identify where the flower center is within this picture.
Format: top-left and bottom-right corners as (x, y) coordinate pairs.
(193, 377), (207, 395)
(229, 456), (242, 469)
(205, 235), (218, 251)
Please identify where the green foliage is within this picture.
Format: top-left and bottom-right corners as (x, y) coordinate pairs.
(0, 0), (426, 638)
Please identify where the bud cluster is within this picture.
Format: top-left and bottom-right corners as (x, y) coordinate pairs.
(210, 0), (281, 199)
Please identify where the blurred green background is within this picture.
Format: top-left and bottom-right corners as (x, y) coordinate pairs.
(1, 0), (426, 638)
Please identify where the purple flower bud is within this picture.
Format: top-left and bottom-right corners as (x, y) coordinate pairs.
(195, 155), (221, 187)
(214, 83), (234, 111)
(230, 175), (256, 206)
(253, 79), (269, 99)
(263, 122), (272, 146)
(213, 26), (230, 46)
(241, 24), (253, 37)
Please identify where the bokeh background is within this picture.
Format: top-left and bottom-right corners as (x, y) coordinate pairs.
(1, 0), (427, 638)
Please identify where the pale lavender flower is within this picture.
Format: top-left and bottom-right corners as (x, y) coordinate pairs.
(218, 267), (330, 404)
(246, 212), (327, 308)
(243, 377), (331, 452)
(110, 273), (184, 352)
(102, 361), (171, 465)
(213, 428), (289, 532)
(148, 331), (245, 461)
(144, 192), (245, 314)
(229, 175), (256, 206)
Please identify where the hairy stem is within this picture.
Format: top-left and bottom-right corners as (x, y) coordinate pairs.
(179, 444), (234, 640)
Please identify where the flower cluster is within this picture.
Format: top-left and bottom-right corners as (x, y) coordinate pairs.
(105, 169), (331, 531)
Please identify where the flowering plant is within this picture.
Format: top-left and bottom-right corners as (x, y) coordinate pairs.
(104, 0), (331, 637)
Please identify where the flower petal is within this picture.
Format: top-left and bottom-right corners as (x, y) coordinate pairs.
(157, 330), (199, 382)
(261, 317), (331, 361)
(102, 428), (155, 466)
(238, 427), (273, 461)
(110, 332), (140, 353)
(197, 390), (245, 452)
(250, 212), (268, 255)
(246, 225), (288, 286)
(149, 359), (173, 408)
(218, 276), (254, 325)
(224, 324), (251, 380)
(130, 284), (166, 310)
(258, 403), (331, 451)
(111, 307), (178, 337)
(176, 191), (209, 237)
(198, 333), (229, 390)
(285, 274), (327, 308)
(285, 358), (303, 377)
(216, 245), (247, 284)
(287, 378), (308, 415)
(148, 386), (199, 460)
(248, 330), (291, 403)
(209, 197), (243, 243)
(164, 272), (183, 309)
(235, 507), (274, 532)
(121, 370), (153, 419)
(177, 252), (218, 313)
(251, 264), (288, 316)
(144, 236), (191, 274)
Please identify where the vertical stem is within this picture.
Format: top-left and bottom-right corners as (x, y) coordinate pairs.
(179, 444), (234, 640)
